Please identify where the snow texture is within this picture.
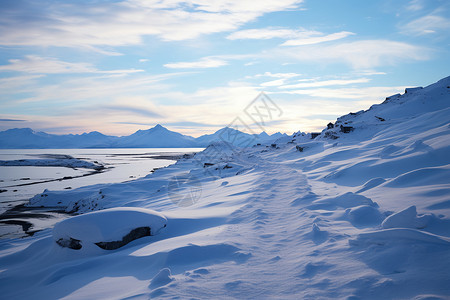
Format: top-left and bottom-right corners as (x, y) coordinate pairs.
(0, 76), (449, 299)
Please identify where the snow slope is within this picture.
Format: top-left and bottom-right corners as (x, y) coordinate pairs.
(195, 127), (285, 147)
(0, 76), (449, 299)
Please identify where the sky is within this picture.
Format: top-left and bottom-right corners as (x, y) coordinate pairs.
(0, 0), (449, 137)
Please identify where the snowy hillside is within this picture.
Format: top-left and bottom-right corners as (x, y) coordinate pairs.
(0, 76), (449, 299)
(195, 127), (286, 147)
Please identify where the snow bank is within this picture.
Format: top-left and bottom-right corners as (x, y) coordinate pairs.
(53, 207), (167, 250)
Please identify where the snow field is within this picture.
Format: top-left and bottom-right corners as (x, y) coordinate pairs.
(0, 76), (449, 299)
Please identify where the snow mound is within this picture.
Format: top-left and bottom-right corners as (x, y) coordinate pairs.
(350, 228), (450, 246)
(356, 177), (386, 193)
(53, 207), (167, 251)
(308, 192), (378, 210)
(386, 166), (450, 187)
(149, 268), (174, 289)
(345, 205), (384, 228)
(382, 205), (434, 229)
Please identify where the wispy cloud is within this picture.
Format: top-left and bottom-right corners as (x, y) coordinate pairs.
(0, 0), (304, 51)
(164, 57), (228, 69)
(400, 15), (450, 36)
(227, 27), (320, 40)
(7, 72), (190, 105)
(227, 27), (354, 46)
(260, 79), (287, 87)
(278, 86), (405, 100)
(281, 31), (355, 46)
(279, 78), (370, 89)
(0, 55), (143, 74)
(273, 40), (429, 69)
(250, 72), (302, 87)
(101, 104), (163, 119)
(0, 75), (44, 91)
(252, 72), (302, 79)
(406, 0), (424, 11)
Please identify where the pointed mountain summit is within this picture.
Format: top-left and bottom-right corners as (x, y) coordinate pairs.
(116, 124), (197, 148)
(195, 126), (258, 147)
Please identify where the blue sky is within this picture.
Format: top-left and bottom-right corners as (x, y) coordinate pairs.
(0, 0), (449, 136)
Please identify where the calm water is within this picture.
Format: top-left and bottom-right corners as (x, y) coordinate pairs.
(0, 148), (203, 239)
(0, 148), (202, 238)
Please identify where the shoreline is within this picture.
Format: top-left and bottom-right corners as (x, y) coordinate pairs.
(0, 151), (197, 239)
(1, 168), (107, 189)
(0, 203), (71, 238)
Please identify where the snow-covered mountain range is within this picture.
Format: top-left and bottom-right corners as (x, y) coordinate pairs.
(0, 76), (449, 299)
(0, 124), (286, 148)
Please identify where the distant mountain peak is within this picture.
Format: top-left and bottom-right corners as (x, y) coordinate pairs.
(258, 132), (270, 138)
(8, 127), (34, 133)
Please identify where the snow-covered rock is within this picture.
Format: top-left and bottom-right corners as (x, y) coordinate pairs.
(53, 207), (167, 251)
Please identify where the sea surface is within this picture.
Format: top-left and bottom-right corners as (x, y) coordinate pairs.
(0, 148), (202, 238)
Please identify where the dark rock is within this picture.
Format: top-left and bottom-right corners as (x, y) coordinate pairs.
(311, 133), (321, 139)
(327, 123), (334, 129)
(296, 146), (304, 152)
(203, 163), (214, 167)
(324, 131), (339, 140)
(56, 237), (82, 250)
(95, 226), (151, 250)
(405, 87), (423, 94)
(340, 125), (354, 133)
(375, 116), (385, 122)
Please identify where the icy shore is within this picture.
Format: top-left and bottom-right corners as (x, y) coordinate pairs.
(0, 77), (449, 299)
(0, 156), (104, 170)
